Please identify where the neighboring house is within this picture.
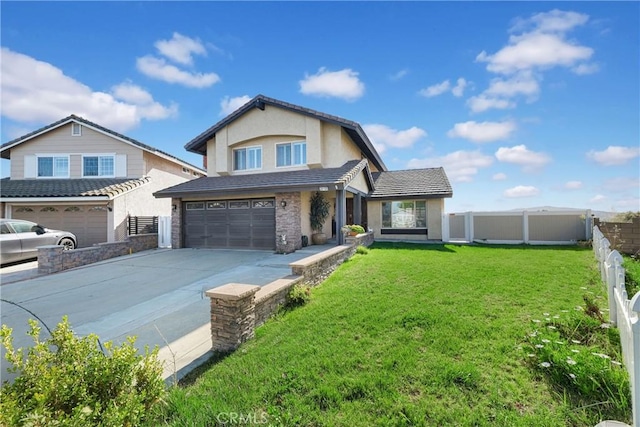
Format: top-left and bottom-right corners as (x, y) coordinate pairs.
(154, 95), (452, 253)
(0, 115), (205, 247)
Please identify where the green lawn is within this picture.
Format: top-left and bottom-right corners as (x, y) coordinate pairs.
(153, 243), (631, 426)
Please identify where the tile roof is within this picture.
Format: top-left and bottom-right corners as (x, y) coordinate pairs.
(183, 94), (387, 172)
(154, 160), (370, 198)
(370, 168), (452, 199)
(0, 115), (205, 173)
(0, 177), (151, 199)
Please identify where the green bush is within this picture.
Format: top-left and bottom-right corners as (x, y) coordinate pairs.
(286, 284), (311, 308)
(355, 245), (369, 255)
(0, 316), (166, 426)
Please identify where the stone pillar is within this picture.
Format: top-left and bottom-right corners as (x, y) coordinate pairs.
(275, 192), (302, 254)
(335, 189), (346, 245)
(205, 284), (260, 352)
(171, 198), (182, 249)
(37, 245), (64, 274)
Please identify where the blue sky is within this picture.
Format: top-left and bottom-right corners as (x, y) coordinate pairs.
(1, 1), (638, 213)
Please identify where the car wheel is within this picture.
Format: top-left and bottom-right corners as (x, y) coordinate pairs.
(59, 238), (76, 250)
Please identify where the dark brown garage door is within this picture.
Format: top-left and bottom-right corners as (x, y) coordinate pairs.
(184, 199), (275, 249)
(11, 204), (108, 248)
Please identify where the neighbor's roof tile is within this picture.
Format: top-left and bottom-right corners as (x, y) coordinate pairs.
(0, 177), (151, 199)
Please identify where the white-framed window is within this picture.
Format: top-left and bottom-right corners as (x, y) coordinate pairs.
(72, 123), (82, 136)
(381, 201), (427, 228)
(83, 155), (115, 177)
(37, 155), (69, 178)
(233, 146), (262, 171)
(276, 141), (306, 167)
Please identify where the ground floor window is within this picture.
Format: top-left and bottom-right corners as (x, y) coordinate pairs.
(382, 200), (427, 228)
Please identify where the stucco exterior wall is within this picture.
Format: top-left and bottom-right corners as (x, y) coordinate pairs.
(367, 198), (445, 241)
(204, 105), (367, 176)
(9, 123), (144, 179)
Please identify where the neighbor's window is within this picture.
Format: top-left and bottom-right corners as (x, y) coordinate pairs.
(37, 156), (69, 178)
(382, 201), (427, 228)
(83, 155), (115, 177)
(276, 141), (306, 167)
(233, 146), (262, 171)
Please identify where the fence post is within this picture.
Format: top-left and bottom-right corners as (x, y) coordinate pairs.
(523, 211), (529, 244)
(442, 214), (450, 243)
(606, 250), (622, 325)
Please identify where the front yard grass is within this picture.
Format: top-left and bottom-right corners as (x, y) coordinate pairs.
(154, 243), (631, 426)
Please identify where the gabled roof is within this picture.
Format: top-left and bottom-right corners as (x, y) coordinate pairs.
(370, 168), (452, 199)
(0, 177), (151, 199)
(183, 94), (387, 172)
(154, 159), (372, 199)
(0, 115), (205, 174)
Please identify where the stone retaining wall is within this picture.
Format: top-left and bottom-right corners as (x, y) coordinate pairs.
(38, 234), (158, 274)
(205, 232), (374, 352)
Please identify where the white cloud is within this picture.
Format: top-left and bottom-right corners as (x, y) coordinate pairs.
(155, 32), (206, 65)
(220, 95), (252, 116)
(587, 145), (640, 166)
(511, 10), (589, 34)
(495, 144), (551, 171)
(136, 55), (220, 88)
(1, 47), (176, 132)
(590, 194), (607, 204)
(564, 180), (583, 190)
(451, 78), (468, 97)
(476, 29), (593, 75)
(407, 150), (493, 183)
(503, 185), (540, 198)
(363, 124), (426, 154)
(484, 73), (539, 98)
(419, 80), (450, 97)
(466, 95), (515, 113)
(447, 120), (517, 143)
(493, 172), (507, 181)
(299, 67), (365, 101)
(572, 63), (599, 75)
(390, 69), (409, 81)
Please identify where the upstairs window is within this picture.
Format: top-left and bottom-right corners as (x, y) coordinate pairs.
(37, 156), (69, 178)
(83, 155), (115, 177)
(382, 201), (427, 228)
(233, 146), (262, 171)
(72, 123), (82, 136)
(276, 141), (306, 167)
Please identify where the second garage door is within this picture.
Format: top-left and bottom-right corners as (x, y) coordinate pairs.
(184, 199), (276, 250)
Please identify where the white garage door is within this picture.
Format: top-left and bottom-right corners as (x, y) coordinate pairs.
(12, 205), (108, 248)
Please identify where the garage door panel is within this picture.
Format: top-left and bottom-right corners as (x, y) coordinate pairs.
(184, 198), (275, 250)
(12, 205), (107, 248)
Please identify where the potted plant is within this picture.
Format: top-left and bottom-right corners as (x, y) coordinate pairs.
(309, 191), (331, 245)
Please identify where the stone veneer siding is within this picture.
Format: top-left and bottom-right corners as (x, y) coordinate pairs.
(38, 234), (158, 274)
(275, 192), (302, 254)
(205, 284), (260, 352)
(171, 198), (183, 249)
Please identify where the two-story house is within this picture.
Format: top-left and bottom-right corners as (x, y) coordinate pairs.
(154, 95), (453, 253)
(0, 115), (205, 247)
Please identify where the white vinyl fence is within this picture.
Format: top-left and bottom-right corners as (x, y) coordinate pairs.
(443, 209), (592, 245)
(593, 225), (640, 426)
(158, 215), (172, 248)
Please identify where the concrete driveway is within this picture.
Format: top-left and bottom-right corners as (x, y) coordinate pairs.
(0, 245), (330, 382)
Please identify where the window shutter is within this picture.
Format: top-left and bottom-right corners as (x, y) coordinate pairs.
(115, 154), (127, 177)
(24, 155), (37, 178)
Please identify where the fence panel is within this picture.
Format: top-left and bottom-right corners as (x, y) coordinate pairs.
(128, 215), (158, 235)
(444, 210), (591, 245)
(593, 225), (639, 425)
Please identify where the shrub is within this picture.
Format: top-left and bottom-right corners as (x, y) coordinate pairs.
(0, 316), (165, 426)
(355, 245), (369, 255)
(286, 284), (311, 308)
